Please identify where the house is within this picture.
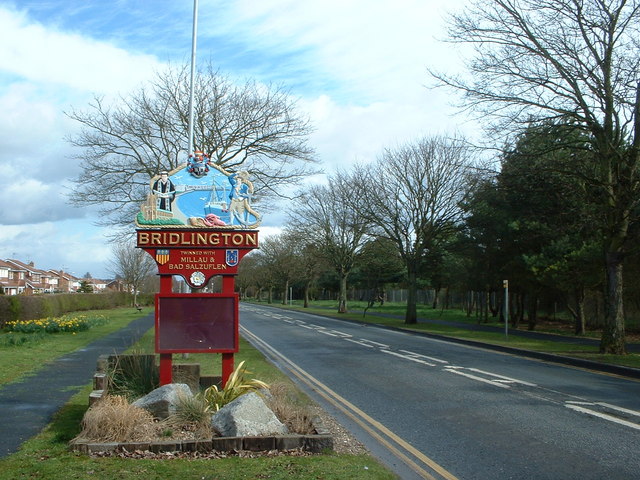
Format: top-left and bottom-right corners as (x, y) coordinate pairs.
(105, 279), (126, 292)
(0, 258), (119, 295)
(0, 260), (26, 295)
(84, 278), (108, 292)
(47, 270), (80, 293)
(5, 260), (55, 294)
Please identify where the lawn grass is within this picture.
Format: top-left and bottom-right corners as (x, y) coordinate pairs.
(0, 307), (395, 479)
(0, 307), (152, 386)
(0, 385), (392, 480)
(255, 299), (640, 369)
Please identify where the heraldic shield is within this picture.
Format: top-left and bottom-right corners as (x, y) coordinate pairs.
(155, 249), (170, 265)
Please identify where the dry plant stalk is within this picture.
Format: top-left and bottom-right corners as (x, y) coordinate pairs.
(265, 382), (315, 435)
(72, 395), (158, 443)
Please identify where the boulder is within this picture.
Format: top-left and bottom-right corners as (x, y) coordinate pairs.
(132, 383), (192, 419)
(212, 392), (288, 437)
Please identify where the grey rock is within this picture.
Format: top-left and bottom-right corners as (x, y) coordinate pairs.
(212, 392), (288, 437)
(132, 383), (193, 419)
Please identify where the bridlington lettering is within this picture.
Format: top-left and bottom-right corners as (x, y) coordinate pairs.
(137, 230), (258, 248)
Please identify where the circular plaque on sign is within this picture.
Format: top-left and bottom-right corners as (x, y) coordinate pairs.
(190, 271), (206, 287)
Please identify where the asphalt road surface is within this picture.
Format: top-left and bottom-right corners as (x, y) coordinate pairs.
(240, 303), (640, 480)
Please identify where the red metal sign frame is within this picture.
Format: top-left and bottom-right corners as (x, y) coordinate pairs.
(136, 228), (258, 386)
(155, 293), (239, 354)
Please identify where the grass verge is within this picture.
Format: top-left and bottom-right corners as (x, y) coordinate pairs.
(0, 307), (395, 480)
(253, 300), (640, 370)
(0, 385), (392, 480)
(0, 308), (152, 386)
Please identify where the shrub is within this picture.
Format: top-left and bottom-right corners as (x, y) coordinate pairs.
(0, 292), (134, 328)
(202, 361), (269, 412)
(106, 354), (159, 402)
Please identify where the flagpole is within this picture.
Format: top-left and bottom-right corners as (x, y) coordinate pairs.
(187, 0), (198, 157)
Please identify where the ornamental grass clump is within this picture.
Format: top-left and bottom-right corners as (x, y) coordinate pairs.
(265, 382), (316, 434)
(203, 360), (269, 412)
(106, 354), (159, 402)
(163, 392), (213, 440)
(72, 395), (157, 443)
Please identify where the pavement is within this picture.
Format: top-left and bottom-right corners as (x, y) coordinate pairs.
(0, 312), (154, 459)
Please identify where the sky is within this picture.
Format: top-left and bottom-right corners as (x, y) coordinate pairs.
(0, 0), (476, 279)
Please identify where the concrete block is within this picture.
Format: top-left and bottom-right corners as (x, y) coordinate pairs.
(303, 435), (334, 453)
(275, 435), (304, 451)
(96, 354), (110, 373)
(149, 441), (180, 453)
(211, 436), (243, 451)
(89, 390), (104, 406)
(118, 442), (151, 453)
(86, 442), (119, 453)
(242, 436), (275, 451)
(182, 440), (213, 452)
(93, 373), (107, 390)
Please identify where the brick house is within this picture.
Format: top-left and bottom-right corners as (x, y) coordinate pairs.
(47, 270), (80, 293)
(0, 259), (26, 295)
(5, 260), (55, 294)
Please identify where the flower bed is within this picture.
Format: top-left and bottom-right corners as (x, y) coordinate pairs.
(5, 314), (107, 334)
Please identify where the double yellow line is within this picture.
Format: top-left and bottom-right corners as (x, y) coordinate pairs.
(241, 326), (458, 480)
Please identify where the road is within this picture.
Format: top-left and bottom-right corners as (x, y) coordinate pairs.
(239, 303), (640, 480)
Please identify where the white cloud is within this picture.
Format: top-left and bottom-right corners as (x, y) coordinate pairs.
(301, 89), (474, 174)
(0, 5), (167, 230)
(209, 0), (464, 102)
(0, 7), (161, 95)
(202, 0), (476, 174)
(0, 220), (111, 278)
(0, 0), (478, 278)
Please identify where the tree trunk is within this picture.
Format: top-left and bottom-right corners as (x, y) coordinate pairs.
(338, 273), (348, 313)
(600, 250), (626, 354)
(527, 294), (538, 331)
(281, 280), (289, 305)
(405, 265), (418, 324)
(489, 290), (499, 317)
(303, 281), (310, 308)
(567, 286), (586, 335)
(432, 286), (440, 309)
(514, 292), (524, 328)
(465, 290), (475, 317)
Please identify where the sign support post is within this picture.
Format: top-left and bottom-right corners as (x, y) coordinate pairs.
(138, 228), (258, 387)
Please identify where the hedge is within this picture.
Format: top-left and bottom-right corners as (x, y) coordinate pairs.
(0, 292), (154, 329)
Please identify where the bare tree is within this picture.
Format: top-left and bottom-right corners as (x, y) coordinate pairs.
(349, 136), (475, 324)
(432, 0), (640, 353)
(66, 63), (317, 230)
(258, 231), (304, 305)
(109, 240), (157, 306)
(289, 178), (370, 313)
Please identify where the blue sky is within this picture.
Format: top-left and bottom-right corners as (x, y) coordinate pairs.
(0, 0), (475, 279)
